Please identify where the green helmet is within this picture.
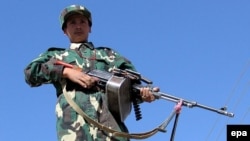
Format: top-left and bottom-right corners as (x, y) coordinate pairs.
(60, 5), (92, 30)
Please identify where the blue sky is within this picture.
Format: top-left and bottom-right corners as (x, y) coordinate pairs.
(1, 0), (249, 141)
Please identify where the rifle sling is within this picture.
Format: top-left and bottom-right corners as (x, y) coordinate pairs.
(63, 88), (161, 139)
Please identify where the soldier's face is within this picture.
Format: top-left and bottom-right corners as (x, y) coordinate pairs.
(63, 14), (91, 43)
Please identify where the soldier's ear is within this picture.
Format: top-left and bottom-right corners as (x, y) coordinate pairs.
(89, 27), (91, 33)
(63, 29), (69, 36)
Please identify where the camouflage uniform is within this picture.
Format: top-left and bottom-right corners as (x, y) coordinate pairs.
(24, 42), (135, 141)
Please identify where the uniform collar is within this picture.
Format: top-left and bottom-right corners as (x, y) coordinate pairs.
(70, 42), (94, 50)
(70, 43), (81, 49)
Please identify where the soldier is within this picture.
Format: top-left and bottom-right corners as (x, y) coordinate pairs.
(24, 4), (158, 141)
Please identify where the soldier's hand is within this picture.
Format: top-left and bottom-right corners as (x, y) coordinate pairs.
(140, 87), (159, 102)
(63, 67), (99, 88)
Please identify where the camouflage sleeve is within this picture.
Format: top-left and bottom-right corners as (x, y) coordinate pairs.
(24, 48), (65, 87)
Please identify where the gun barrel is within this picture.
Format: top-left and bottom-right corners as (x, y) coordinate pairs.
(153, 91), (234, 117)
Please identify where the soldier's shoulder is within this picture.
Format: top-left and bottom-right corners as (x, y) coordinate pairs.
(96, 46), (118, 54)
(95, 46), (113, 51)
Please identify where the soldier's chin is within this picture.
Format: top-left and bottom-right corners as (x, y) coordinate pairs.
(73, 38), (87, 43)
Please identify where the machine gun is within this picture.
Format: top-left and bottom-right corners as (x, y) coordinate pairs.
(55, 60), (234, 140)
(90, 68), (233, 115)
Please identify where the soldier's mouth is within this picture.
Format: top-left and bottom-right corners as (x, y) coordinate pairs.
(75, 32), (84, 35)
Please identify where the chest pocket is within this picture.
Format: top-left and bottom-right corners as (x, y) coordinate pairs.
(74, 47), (112, 72)
(61, 47), (114, 72)
(94, 49), (112, 71)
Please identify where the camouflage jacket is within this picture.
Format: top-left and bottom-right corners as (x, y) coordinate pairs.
(24, 42), (136, 96)
(24, 42), (136, 141)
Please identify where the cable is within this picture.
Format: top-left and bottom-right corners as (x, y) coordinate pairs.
(216, 62), (250, 141)
(240, 107), (250, 123)
(205, 60), (250, 141)
(215, 82), (250, 140)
